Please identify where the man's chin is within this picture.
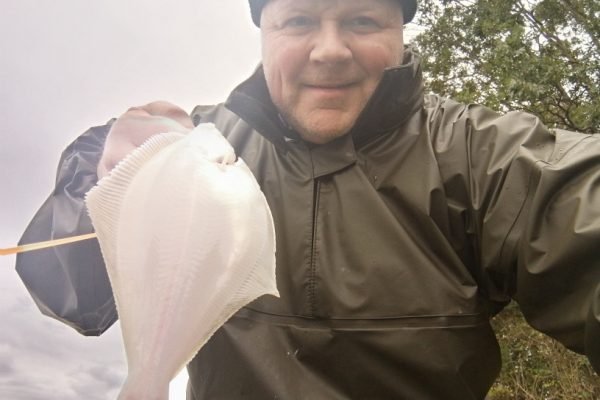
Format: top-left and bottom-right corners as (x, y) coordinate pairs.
(289, 115), (355, 145)
(296, 125), (351, 144)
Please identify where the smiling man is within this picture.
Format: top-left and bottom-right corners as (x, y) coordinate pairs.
(259, 0), (405, 143)
(16, 0), (600, 399)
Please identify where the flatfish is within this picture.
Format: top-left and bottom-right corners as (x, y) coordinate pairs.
(85, 123), (279, 400)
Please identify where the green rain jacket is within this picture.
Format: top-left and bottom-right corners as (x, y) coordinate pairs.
(16, 52), (600, 399)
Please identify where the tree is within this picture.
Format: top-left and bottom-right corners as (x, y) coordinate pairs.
(413, 0), (600, 133)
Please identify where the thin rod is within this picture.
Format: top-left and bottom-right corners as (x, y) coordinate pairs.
(0, 233), (97, 256)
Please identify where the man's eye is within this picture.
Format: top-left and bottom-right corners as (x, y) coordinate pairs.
(284, 16), (315, 28)
(348, 16), (380, 30)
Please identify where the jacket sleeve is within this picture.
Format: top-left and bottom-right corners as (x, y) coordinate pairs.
(512, 127), (600, 372)
(440, 101), (600, 372)
(15, 122), (117, 336)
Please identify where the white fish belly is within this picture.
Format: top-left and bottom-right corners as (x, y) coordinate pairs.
(86, 125), (278, 399)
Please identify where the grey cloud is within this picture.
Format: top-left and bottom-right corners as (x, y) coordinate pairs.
(0, 350), (16, 376)
(65, 365), (123, 400)
(86, 364), (124, 389)
(0, 361), (14, 376)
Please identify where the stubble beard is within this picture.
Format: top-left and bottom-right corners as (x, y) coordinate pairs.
(277, 95), (368, 144)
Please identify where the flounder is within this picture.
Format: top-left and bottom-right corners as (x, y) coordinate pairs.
(85, 123), (279, 400)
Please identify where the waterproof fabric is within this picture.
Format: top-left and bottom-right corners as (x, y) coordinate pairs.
(16, 51), (600, 399)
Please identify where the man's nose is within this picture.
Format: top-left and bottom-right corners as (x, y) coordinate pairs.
(309, 24), (352, 64)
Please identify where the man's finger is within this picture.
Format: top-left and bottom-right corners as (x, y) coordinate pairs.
(127, 101), (194, 129)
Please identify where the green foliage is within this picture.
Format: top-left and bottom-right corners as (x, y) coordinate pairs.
(414, 0), (600, 133)
(489, 303), (600, 399)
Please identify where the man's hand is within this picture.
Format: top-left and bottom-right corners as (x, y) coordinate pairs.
(97, 101), (194, 179)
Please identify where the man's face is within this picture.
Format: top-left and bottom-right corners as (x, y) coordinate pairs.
(260, 0), (404, 144)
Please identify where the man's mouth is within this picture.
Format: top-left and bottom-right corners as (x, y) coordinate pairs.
(304, 82), (356, 90)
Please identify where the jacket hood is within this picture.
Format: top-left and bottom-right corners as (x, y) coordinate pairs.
(225, 49), (424, 149)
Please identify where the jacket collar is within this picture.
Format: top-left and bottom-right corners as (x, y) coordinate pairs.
(225, 50), (424, 150)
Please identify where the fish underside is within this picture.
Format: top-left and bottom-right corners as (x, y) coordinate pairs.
(86, 124), (279, 400)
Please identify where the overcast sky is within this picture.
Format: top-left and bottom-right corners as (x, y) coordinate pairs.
(0, 2), (421, 399)
(1, 1), (260, 398)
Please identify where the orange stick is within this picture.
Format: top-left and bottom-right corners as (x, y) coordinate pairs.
(0, 233), (97, 256)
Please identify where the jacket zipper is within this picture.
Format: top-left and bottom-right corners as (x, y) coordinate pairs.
(308, 179), (321, 317)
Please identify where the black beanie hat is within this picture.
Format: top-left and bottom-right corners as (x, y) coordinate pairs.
(249, 0), (417, 26)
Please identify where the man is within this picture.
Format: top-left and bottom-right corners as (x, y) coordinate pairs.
(16, 0), (600, 399)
